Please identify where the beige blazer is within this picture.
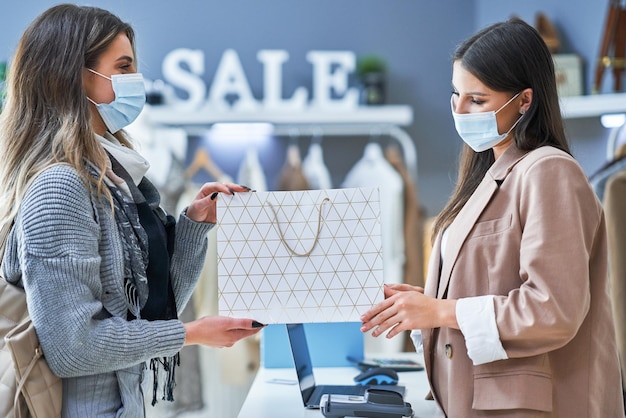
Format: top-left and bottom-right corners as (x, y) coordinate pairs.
(422, 146), (623, 417)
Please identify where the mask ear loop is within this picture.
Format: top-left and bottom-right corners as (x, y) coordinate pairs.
(496, 92), (524, 137)
(87, 68), (112, 81)
(85, 68), (112, 106)
(494, 92), (521, 114)
(503, 110), (525, 137)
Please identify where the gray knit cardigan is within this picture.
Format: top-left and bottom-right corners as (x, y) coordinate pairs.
(1, 164), (213, 417)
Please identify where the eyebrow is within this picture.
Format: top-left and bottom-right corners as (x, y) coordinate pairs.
(453, 87), (491, 97)
(451, 84), (490, 97)
(116, 55), (134, 63)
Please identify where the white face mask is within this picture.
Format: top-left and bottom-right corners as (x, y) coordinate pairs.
(451, 92), (523, 152)
(87, 69), (145, 134)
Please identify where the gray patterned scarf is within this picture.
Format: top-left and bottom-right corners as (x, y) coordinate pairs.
(89, 152), (180, 406)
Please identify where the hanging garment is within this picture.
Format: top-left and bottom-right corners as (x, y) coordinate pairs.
(302, 142), (333, 190)
(237, 147), (268, 192)
(385, 144), (425, 352)
(342, 142), (405, 283)
(276, 143), (310, 191)
(590, 143), (626, 201)
(604, 169), (626, 388)
(156, 155), (186, 216)
(385, 144), (423, 288)
(342, 142), (405, 355)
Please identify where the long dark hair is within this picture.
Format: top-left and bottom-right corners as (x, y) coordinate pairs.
(433, 18), (570, 242)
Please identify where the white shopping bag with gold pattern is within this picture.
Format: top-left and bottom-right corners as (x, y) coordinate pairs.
(216, 187), (383, 324)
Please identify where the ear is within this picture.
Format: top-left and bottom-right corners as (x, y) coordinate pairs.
(518, 88), (533, 114)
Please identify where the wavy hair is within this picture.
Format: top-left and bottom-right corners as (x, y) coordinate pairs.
(432, 18), (570, 242)
(0, 4), (135, 255)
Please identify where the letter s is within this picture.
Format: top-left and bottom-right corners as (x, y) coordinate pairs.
(162, 48), (206, 109)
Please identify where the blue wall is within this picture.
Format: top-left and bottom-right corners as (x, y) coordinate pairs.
(0, 1), (614, 215)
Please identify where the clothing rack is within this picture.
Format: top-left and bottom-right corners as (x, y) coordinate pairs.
(272, 123), (418, 189)
(143, 105), (418, 191)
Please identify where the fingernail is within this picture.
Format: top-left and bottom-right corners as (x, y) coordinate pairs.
(228, 188), (235, 195)
(240, 184), (252, 191)
(210, 192), (219, 200)
(251, 320), (266, 328)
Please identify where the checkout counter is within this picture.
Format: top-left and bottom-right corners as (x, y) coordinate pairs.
(237, 352), (445, 418)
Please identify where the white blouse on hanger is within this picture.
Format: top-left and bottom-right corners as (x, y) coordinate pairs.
(343, 142), (405, 355)
(302, 142), (333, 190)
(237, 147), (268, 192)
(342, 142), (405, 285)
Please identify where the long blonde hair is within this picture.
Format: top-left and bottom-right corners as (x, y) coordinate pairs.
(0, 4), (136, 256)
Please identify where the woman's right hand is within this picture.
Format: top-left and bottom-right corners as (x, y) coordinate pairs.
(185, 182), (251, 224)
(183, 316), (264, 348)
(360, 283), (458, 339)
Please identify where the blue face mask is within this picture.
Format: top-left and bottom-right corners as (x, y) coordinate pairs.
(451, 92), (523, 152)
(87, 69), (146, 134)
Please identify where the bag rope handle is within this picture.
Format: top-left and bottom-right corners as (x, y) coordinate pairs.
(266, 197), (330, 256)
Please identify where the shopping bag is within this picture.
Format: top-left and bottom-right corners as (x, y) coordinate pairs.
(217, 187), (383, 324)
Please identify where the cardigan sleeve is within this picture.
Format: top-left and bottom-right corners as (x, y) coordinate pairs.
(17, 165), (186, 378)
(169, 209), (214, 313)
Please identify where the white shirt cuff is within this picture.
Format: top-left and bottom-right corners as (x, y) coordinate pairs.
(456, 295), (508, 365)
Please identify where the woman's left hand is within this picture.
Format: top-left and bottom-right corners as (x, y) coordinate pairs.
(360, 283), (458, 339)
(185, 182), (251, 223)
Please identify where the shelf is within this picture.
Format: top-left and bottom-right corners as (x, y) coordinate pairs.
(144, 95), (626, 125)
(143, 104), (414, 127)
(560, 93), (626, 119)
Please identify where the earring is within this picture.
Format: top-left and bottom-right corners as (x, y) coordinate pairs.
(520, 109), (526, 115)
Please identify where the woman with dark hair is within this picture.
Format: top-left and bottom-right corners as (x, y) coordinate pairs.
(361, 18), (624, 417)
(0, 4), (262, 417)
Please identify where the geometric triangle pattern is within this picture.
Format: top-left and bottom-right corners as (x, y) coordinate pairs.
(217, 187), (383, 324)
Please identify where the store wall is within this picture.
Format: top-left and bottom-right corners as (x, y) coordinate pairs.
(0, 1), (615, 216)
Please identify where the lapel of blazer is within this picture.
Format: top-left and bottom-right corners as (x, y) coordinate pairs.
(422, 232), (443, 372)
(436, 146), (529, 300)
(436, 177), (498, 299)
(425, 233), (442, 297)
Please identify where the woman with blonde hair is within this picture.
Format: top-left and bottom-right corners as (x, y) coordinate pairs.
(0, 4), (262, 417)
